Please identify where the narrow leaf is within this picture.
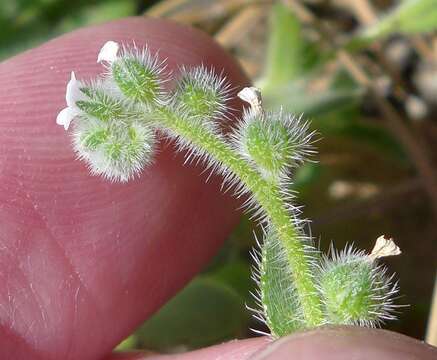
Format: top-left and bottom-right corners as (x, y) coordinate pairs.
(259, 229), (303, 336)
(348, 0), (437, 51)
(260, 3), (308, 90)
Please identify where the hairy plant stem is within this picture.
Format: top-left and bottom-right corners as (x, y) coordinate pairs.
(154, 106), (324, 327)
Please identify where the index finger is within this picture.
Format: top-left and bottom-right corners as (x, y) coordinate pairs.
(0, 17), (248, 360)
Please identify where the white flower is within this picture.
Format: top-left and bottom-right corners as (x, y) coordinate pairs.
(369, 235), (401, 261)
(238, 87), (263, 115)
(56, 71), (84, 130)
(97, 41), (119, 64)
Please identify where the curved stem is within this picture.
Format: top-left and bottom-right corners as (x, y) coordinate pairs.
(155, 107), (324, 327)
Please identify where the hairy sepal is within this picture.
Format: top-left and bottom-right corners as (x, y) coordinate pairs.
(171, 65), (232, 128)
(73, 118), (156, 182)
(317, 244), (400, 327)
(231, 108), (316, 179)
(76, 79), (127, 122)
(253, 227), (306, 337)
(108, 44), (167, 109)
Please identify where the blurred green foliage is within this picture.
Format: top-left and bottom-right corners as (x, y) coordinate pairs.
(348, 0), (437, 50)
(259, 2), (406, 163)
(0, 0), (139, 60)
(117, 277), (248, 352)
(116, 216), (256, 352)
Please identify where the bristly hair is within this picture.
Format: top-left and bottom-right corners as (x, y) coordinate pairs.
(75, 77), (133, 122)
(249, 225), (319, 337)
(72, 119), (156, 183)
(230, 107), (317, 180)
(316, 243), (401, 328)
(170, 65), (233, 131)
(104, 42), (169, 109)
(153, 108), (252, 201)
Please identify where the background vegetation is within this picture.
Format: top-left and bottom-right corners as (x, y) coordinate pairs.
(3, 0), (436, 353)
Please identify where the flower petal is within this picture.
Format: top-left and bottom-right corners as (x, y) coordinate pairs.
(238, 87), (263, 115)
(56, 107), (77, 130)
(369, 235), (401, 261)
(65, 71), (83, 107)
(97, 41), (119, 64)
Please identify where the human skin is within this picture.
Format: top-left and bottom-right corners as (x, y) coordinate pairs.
(0, 16), (436, 360)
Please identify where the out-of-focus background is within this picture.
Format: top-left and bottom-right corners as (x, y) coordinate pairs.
(3, 0), (437, 353)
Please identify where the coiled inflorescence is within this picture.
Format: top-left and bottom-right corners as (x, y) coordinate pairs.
(56, 41), (402, 336)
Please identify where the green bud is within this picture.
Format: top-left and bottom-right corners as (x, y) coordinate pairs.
(318, 247), (398, 327)
(73, 113), (156, 182)
(172, 66), (230, 122)
(233, 109), (314, 178)
(245, 115), (290, 176)
(111, 51), (164, 107)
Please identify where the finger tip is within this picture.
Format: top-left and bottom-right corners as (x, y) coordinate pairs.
(0, 16), (249, 360)
(252, 326), (437, 360)
(106, 337), (270, 360)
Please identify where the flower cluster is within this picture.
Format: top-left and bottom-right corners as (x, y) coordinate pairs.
(57, 41), (401, 336)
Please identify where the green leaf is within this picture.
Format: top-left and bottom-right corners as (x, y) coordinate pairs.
(112, 58), (161, 106)
(260, 229), (304, 336)
(133, 277), (247, 352)
(208, 261), (252, 299)
(348, 0), (437, 51)
(0, 1), (137, 61)
(319, 119), (407, 163)
(115, 333), (138, 351)
(293, 163), (322, 190)
(259, 3), (320, 91)
(312, 68), (406, 162)
(262, 80), (363, 117)
(57, 0), (137, 31)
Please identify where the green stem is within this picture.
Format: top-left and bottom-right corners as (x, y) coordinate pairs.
(155, 107), (324, 327)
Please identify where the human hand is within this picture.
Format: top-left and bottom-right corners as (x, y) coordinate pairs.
(0, 17), (435, 360)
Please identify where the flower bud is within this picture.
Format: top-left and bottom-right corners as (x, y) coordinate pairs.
(108, 44), (166, 108)
(73, 117), (156, 182)
(170, 66), (230, 131)
(318, 246), (399, 327)
(232, 109), (315, 178)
